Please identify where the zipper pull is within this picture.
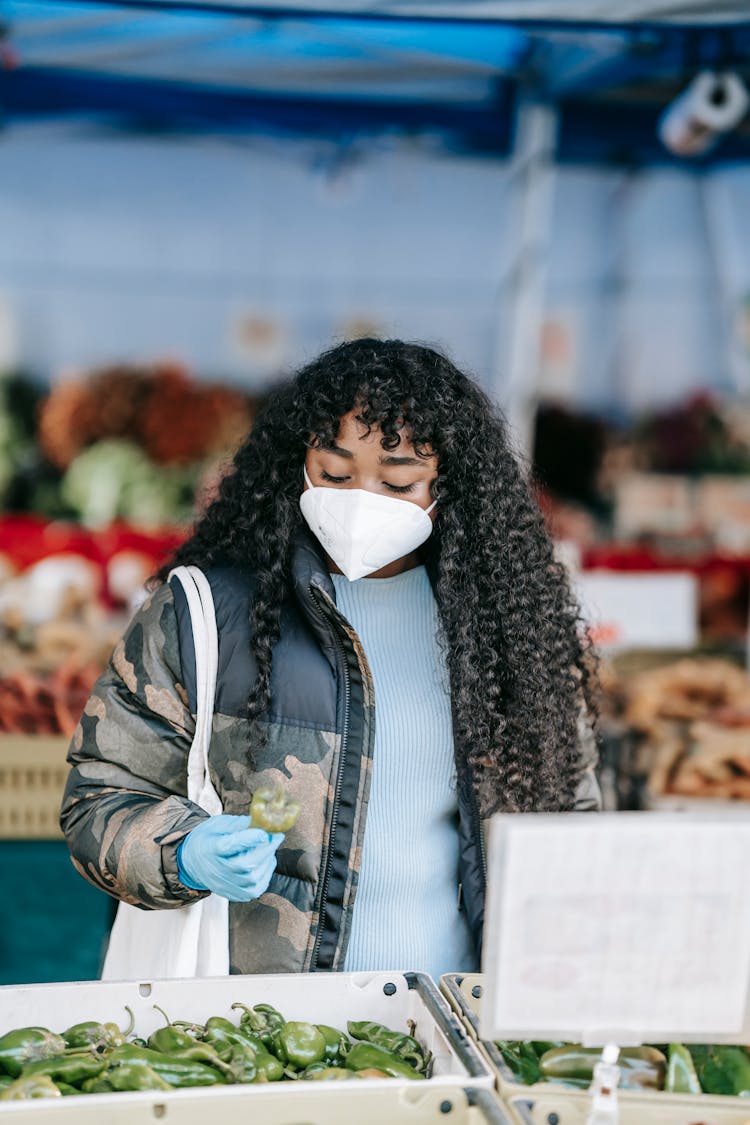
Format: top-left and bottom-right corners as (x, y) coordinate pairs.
(457, 882), (463, 910)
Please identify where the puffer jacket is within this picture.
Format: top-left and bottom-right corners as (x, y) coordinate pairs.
(61, 529), (600, 973)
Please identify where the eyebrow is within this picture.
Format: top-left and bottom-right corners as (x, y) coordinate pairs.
(325, 444), (425, 468)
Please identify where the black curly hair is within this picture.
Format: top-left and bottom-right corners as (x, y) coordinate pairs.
(159, 338), (597, 814)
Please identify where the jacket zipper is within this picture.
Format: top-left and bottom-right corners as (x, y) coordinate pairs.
(472, 787), (488, 886)
(308, 585), (351, 971)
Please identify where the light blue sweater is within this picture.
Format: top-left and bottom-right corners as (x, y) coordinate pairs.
(333, 566), (478, 979)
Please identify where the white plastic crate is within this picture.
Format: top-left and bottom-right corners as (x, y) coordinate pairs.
(442, 974), (750, 1125)
(0, 1082), (511, 1123)
(0, 971), (492, 1109)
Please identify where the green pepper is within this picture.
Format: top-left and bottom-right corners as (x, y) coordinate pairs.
(81, 1075), (115, 1093)
(249, 786), (301, 833)
(148, 1005), (202, 1055)
(345, 1041), (424, 1080)
(531, 1041), (567, 1057)
(106, 1044), (225, 1087)
(63, 1007), (134, 1052)
(274, 1022), (327, 1069)
(347, 1021), (428, 1072)
(203, 1016), (265, 1057)
(689, 1045), (750, 1096)
(54, 1082), (79, 1096)
(221, 1045), (259, 1084)
(232, 1002), (286, 1049)
(20, 1053), (107, 1087)
(539, 1046), (666, 1090)
(316, 1025), (350, 1065)
(0, 1027), (67, 1077)
(666, 1043), (701, 1094)
(0, 1074), (61, 1099)
(495, 1042), (542, 1086)
(303, 1065), (354, 1080)
(108, 1064), (172, 1092)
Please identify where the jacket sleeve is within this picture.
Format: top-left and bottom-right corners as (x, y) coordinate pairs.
(60, 581), (210, 909)
(572, 707), (602, 811)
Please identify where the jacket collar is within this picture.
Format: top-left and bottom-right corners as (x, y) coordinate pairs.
(290, 526), (339, 656)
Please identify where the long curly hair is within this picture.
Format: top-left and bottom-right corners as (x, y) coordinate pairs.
(158, 338), (597, 814)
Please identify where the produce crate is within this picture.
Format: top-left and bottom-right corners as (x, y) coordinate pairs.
(0, 971), (493, 1107)
(509, 1090), (750, 1125)
(0, 736), (69, 840)
(0, 1082), (510, 1122)
(441, 974), (750, 1125)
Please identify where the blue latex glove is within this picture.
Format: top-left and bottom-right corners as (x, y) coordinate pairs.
(176, 814), (284, 902)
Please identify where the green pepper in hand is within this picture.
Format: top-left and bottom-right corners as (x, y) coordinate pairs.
(249, 787), (301, 833)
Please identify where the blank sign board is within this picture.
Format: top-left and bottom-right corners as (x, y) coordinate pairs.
(481, 813), (750, 1047)
(575, 571), (698, 651)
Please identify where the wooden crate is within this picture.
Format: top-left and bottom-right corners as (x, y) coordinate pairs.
(0, 735), (70, 839)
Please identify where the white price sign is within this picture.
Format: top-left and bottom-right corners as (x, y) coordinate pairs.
(576, 572), (698, 651)
(481, 813), (750, 1046)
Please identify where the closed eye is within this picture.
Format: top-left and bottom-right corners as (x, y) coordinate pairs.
(384, 482), (416, 494)
(321, 470), (351, 484)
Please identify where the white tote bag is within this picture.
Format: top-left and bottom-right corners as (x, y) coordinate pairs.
(101, 565), (230, 980)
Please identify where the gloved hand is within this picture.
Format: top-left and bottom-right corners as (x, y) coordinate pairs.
(176, 814), (284, 902)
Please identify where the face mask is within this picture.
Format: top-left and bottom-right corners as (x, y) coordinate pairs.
(299, 466), (437, 581)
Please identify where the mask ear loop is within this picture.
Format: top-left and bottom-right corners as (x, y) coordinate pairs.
(425, 497), (438, 515)
(303, 464), (314, 490)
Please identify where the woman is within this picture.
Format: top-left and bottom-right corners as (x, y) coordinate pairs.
(61, 338), (600, 978)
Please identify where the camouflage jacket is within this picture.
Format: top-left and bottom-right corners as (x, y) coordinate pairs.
(61, 530), (600, 974)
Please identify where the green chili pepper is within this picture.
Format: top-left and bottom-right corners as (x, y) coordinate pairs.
(231, 1003), (286, 1049)
(531, 1041), (567, 1057)
(689, 1045), (750, 1096)
(274, 1022), (327, 1069)
(20, 1053), (107, 1087)
(347, 1020), (428, 1072)
(106, 1044), (225, 1087)
(0, 1074), (61, 1099)
(249, 786), (301, 833)
(222, 1045), (259, 1084)
(63, 1007), (134, 1052)
(345, 1041), (424, 1080)
(54, 1082), (79, 1096)
(666, 1043), (701, 1094)
(0, 1027), (67, 1077)
(148, 1006), (202, 1055)
(316, 1025), (350, 1065)
(303, 1065), (354, 1080)
(108, 1063), (172, 1092)
(539, 1046), (666, 1090)
(203, 1016), (265, 1057)
(81, 1075), (115, 1093)
(495, 1042), (542, 1086)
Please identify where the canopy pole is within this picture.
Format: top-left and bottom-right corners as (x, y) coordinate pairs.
(496, 95), (558, 460)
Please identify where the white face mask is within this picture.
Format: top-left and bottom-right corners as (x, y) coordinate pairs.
(299, 466), (437, 582)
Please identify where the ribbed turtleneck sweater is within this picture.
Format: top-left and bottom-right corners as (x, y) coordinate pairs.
(332, 565), (478, 979)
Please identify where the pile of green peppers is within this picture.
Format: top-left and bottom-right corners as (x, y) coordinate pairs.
(0, 1003), (431, 1100)
(495, 1038), (750, 1097)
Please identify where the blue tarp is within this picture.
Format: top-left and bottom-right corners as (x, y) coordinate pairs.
(2, 0), (750, 162)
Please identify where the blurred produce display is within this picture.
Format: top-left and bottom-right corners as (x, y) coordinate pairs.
(604, 655), (750, 802)
(0, 517), (187, 735)
(0, 361), (259, 528)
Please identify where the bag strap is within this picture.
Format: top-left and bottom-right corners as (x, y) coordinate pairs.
(168, 565), (219, 808)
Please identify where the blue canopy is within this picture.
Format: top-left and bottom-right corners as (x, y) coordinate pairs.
(2, 0), (750, 161)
